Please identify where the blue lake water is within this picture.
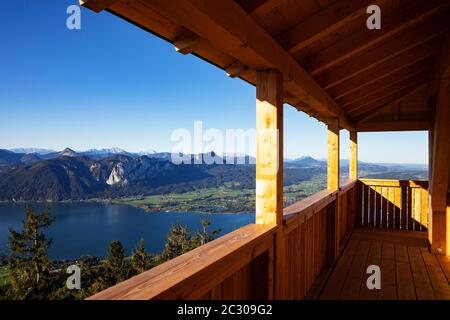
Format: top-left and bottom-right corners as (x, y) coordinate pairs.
(0, 202), (254, 260)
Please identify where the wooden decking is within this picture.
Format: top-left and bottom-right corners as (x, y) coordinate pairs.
(317, 227), (450, 300)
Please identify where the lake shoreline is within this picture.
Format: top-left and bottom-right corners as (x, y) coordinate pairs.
(0, 198), (254, 215)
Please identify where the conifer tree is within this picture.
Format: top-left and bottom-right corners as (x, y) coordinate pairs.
(7, 207), (54, 299)
(160, 219), (221, 262)
(131, 238), (149, 274)
(95, 239), (134, 289)
(193, 218), (221, 247)
(160, 223), (190, 262)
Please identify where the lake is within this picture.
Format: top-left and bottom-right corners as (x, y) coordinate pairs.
(0, 202), (254, 260)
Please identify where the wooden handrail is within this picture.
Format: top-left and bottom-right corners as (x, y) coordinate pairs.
(359, 179), (428, 188)
(88, 223), (276, 300)
(283, 189), (338, 223)
(339, 179), (357, 194)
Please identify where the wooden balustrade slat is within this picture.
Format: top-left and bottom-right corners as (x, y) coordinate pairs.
(363, 184), (369, 226)
(356, 182), (362, 226)
(408, 187), (414, 231)
(376, 186), (382, 228)
(414, 188), (421, 231)
(387, 187), (394, 229)
(394, 187), (401, 229)
(382, 187), (388, 229)
(421, 188), (428, 230)
(401, 186), (407, 230)
(369, 187), (375, 227)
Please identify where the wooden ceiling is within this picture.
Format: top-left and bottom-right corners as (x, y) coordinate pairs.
(81, 0), (450, 132)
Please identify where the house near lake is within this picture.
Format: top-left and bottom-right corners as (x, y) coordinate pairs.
(80, 0), (450, 300)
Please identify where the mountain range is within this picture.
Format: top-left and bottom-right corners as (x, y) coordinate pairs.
(0, 148), (428, 201)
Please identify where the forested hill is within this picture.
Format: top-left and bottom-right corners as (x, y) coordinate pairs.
(0, 149), (427, 201)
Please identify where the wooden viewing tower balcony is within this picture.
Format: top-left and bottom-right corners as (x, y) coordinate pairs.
(80, 0), (450, 300)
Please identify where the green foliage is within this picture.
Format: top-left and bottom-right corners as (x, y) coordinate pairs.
(131, 238), (149, 274)
(92, 240), (133, 291)
(160, 218), (221, 262)
(160, 223), (190, 261)
(7, 207), (55, 299)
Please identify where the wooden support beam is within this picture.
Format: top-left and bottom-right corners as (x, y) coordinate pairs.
(337, 62), (432, 108)
(326, 118), (340, 264)
(349, 131), (357, 181)
(173, 30), (206, 55)
(140, 0), (354, 131)
(256, 70), (283, 226)
(255, 70), (284, 298)
(79, 0), (118, 13)
(428, 95), (436, 180)
(428, 32), (450, 95)
(327, 118), (340, 190)
(351, 82), (427, 121)
(225, 61), (250, 78)
(328, 40), (441, 100)
(277, 0), (381, 55)
(356, 121), (430, 132)
(355, 84), (427, 123)
(301, 0), (450, 75)
(429, 75), (450, 255)
(393, 102), (401, 122)
(248, 0), (285, 18)
(318, 16), (449, 89)
(348, 75), (428, 117)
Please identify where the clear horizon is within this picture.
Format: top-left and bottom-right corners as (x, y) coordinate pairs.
(0, 1), (429, 165)
(1, 145), (428, 165)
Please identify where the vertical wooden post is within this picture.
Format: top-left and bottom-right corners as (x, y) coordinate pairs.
(255, 70), (284, 297)
(349, 130), (358, 232)
(428, 94), (436, 181)
(327, 119), (340, 190)
(327, 118), (340, 264)
(255, 70), (283, 226)
(349, 131), (358, 181)
(429, 75), (450, 256)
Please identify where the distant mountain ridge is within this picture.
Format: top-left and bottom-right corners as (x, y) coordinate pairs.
(9, 148), (56, 155)
(0, 148), (428, 201)
(0, 148), (321, 201)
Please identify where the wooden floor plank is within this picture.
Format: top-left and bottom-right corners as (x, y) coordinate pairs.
(339, 240), (370, 299)
(395, 245), (416, 300)
(319, 239), (359, 300)
(420, 248), (450, 300)
(436, 255), (450, 283)
(358, 242), (381, 300)
(408, 247), (436, 300)
(378, 243), (397, 300)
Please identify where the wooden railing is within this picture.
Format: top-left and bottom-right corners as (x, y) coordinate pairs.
(356, 179), (429, 231)
(88, 224), (276, 299)
(282, 189), (339, 299)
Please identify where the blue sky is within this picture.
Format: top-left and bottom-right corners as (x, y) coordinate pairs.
(0, 1), (428, 164)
